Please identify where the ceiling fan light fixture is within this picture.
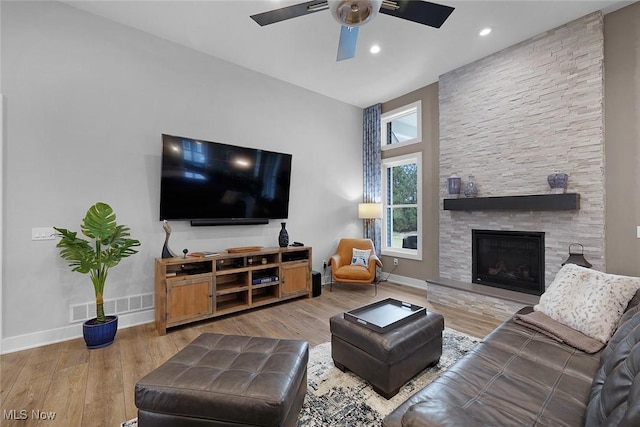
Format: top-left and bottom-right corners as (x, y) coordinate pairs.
(329, 0), (383, 27)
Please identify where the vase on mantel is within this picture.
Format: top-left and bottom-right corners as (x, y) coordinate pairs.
(278, 222), (289, 247)
(463, 175), (478, 198)
(547, 172), (569, 194)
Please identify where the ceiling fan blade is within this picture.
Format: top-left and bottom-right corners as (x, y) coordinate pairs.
(380, 0), (454, 28)
(250, 1), (328, 26)
(336, 25), (359, 61)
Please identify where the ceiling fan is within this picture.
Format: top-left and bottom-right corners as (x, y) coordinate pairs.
(250, 0), (455, 61)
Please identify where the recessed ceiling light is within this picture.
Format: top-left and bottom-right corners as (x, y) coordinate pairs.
(479, 28), (492, 37)
(370, 45), (381, 54)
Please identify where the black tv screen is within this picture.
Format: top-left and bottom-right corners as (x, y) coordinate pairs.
(160, 134), (292, 225)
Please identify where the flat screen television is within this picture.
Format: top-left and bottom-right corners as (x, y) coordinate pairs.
(160, 134), (292, 225)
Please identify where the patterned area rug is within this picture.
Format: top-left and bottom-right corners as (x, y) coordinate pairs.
(297, 328), (479, 426)
(121, 328), (478, 427)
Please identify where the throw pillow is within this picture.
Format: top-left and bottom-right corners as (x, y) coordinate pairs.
(351, 248), (371, 268)
(534, 264), (640, 344)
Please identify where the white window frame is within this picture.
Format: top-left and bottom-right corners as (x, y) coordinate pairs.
(381, 153), (422, 261)
(380, 100), (422, 150)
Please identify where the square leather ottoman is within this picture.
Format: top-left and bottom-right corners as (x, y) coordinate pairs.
(135, 333), (308, 427)
(330, 309), (444, 399)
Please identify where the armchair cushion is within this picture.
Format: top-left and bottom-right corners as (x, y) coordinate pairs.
(351, 248), (371, 267)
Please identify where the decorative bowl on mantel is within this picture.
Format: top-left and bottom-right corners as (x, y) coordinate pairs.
(547, 173), (569, 194)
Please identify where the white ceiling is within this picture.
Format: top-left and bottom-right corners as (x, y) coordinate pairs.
(64, 0), (632, 108)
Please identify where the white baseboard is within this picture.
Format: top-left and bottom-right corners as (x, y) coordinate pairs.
(0, 309), (155, 354)
(384, 274), (427, 290)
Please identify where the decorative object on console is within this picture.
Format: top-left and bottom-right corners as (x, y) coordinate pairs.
(161, 220), (177, 259)
(463, 175), (478, 198)
(446, 174), (461, 197)
(561, 243), (592, 268)
(55, 202), (141, 349)
(182, 249), (188, 258)
(278, 222), (289, 247)
(227, 246), (263, 253)
(547, 172), (569, 194)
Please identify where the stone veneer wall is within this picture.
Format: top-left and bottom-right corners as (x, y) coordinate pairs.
(439, 12), (605, 288)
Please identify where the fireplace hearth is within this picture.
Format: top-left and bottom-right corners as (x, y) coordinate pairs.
(472, 230), (545, 296)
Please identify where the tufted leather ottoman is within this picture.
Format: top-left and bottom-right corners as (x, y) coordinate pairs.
(135, 333), (308, 427)
(330, 309), (444, 399)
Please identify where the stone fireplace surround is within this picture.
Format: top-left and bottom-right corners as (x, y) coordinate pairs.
(428, 12), (605, 320)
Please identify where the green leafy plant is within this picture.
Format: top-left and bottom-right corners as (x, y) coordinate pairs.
(55, 202), (141, 323)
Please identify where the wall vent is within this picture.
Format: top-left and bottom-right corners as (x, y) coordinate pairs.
(69, 292), (154, 323)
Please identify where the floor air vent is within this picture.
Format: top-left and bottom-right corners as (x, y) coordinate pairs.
(69, 292), (154, 323)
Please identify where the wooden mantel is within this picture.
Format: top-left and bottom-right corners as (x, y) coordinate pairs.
(443, 193), (580, 211)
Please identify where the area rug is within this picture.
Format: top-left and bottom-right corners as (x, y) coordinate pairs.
(297, 328), (478, 426)
(121, 328), (479, 427)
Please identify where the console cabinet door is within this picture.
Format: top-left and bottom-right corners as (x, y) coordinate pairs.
(281, 263), (309, 296)
(166, 277), (212, 324)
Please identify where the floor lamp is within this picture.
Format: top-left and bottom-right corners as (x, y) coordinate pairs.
(358, 203), (383, 253)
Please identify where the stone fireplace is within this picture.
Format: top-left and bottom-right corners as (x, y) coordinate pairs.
(472, 230), (545, 296)
(437, 12), (605, 294)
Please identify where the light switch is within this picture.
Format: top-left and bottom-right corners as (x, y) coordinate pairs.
(32, 227), (56, 241)
(637, 226), (640, 239)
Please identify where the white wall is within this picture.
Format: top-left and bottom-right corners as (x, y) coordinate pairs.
(1, 1), (363, 352)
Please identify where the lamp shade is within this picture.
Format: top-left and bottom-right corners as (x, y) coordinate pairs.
(358, 203), (382, 219)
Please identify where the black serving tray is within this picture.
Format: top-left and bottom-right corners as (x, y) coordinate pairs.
(344, 298), (426, 333)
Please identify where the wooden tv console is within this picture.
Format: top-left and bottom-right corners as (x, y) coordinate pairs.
(154, 246), (312, 335)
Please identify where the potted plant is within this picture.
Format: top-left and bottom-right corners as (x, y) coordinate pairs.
(55, 202), (141, 349)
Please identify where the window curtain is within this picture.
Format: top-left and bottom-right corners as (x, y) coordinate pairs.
(363, 104), (382, 255)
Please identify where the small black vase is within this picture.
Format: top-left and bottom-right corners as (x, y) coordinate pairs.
(278, 222), (289, 247)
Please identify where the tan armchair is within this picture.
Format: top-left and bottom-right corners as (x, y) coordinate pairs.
(328, 238), (383, 294)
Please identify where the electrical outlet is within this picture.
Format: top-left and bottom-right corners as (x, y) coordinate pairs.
(32, 227), (56, 241)
(393, 258), (399, 266)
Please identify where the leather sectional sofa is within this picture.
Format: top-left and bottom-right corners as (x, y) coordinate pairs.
(383, 300), (640, 427)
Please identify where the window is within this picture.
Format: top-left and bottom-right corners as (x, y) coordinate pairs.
(381, 101), (421, 149)
(381, 153), (422, 260)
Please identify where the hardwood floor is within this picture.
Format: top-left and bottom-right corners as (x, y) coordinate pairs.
(0, 282), (502, 427)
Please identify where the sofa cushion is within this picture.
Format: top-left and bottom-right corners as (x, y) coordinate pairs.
(585, 309), (640, 426)
(382, 311), (602, 427)
(534, 264), (640, 343)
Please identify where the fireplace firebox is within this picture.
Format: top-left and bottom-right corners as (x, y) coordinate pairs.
(472, 230), (545, 296)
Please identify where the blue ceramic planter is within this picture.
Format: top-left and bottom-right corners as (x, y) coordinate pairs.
(83, 316), (118, 349)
